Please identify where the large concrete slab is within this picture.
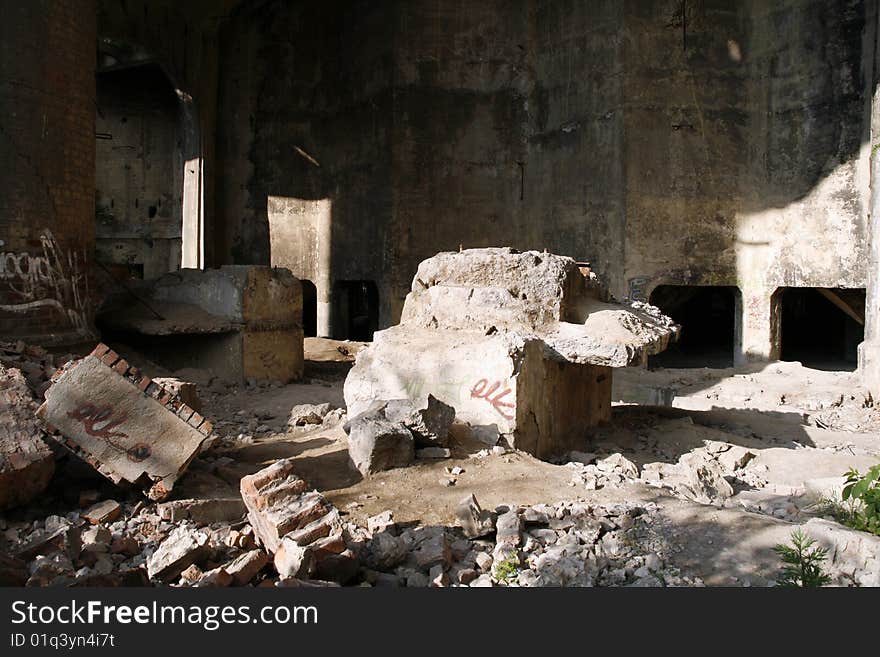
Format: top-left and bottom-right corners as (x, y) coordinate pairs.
(36, 345), (213, 499)
(345, 248), (670, 460)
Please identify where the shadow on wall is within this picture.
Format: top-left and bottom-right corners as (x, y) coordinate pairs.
(214, 0), (876, 351)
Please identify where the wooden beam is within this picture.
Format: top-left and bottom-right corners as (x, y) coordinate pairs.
(817, 288), (864, 325)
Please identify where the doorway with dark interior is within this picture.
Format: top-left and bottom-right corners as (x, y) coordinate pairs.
(648, 285), (741, 369)
(333, 280), (379, 341)
(776, 287), (864, 371)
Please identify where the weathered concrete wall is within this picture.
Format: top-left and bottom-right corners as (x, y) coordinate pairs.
(624, 0), (871, 361)
(215, 0), (873, 360)
(0, 0), (96, 342)
(216, 0), (394, 335)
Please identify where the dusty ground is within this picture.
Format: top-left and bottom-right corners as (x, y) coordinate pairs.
(6, 338), (876, 586)
(169, 340), (877, 586)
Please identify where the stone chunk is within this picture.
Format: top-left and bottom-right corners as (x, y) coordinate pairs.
(344, 408), (414, 476)
(495, 509), (523, 548)
(36, 346), (213, 500)
(82, 499), (121, 525)
(147, 527), (209, 581)
(274, 537), (315, 579)
(288, 403), (333, 426)
(157, 498), (246, 524)
(455, 494), (497, 539)
(0, 363), (54, 510)
(384, 395), (455, 446)
(224, 549), (270, 586)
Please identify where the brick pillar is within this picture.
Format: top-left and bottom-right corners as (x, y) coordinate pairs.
(0, 0), (97, 343)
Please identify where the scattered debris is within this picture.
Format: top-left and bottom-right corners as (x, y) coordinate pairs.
(0, 363), (54, 510)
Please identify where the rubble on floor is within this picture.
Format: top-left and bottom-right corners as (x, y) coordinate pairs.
(36, 343), (214, 500)
(343, 396), (455, 476)
(0, 362), (55, 509)
(345, 248), (678, 460)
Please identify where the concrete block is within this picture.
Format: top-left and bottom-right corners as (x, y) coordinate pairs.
(36, 345), (213, 500)
(345, 327), (612, 459)
(147, 526), (210, 581)
(101, 266), (304, 383)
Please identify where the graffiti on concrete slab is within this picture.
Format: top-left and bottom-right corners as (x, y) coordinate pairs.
(470, 378), (515, 420)
(0, 228), (89, 331)
(66, 402), (150, 462)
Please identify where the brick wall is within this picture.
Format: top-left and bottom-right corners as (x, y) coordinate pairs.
(0, 0), (96, 341)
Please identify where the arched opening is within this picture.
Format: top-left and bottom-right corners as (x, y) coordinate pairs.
(301, 279), (318, 337)
(333, 280), (379, 341)
(648, 285), (741, 368)
(95, 63), (182, 280)
(777, 287), (864, 371)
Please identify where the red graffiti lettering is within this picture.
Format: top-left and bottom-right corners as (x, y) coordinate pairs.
(470, 378), (515, 420)
(67, 403), (129, 440)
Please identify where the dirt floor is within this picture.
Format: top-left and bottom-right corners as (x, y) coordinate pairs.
(4, 338), (877, 587)
(169, 339), (877, 586)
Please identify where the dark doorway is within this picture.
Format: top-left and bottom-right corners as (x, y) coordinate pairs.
(333, 281), (379, 341)
(300, 280), (317, 337)
(778, 287), (864, 371)
(648, 285), (740, 368)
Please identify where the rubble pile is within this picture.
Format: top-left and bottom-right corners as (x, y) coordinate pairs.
(0, 362), (55, 509)
(354, 495), (700, 587)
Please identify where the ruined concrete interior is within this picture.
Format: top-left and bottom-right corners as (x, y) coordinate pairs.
(2, 0), (880, 589)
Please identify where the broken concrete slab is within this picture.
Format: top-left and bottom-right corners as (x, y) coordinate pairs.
(803, 518), (880, 587)
(0, 363), (54, 510)
(346, 248), (676, 460)
(383, 395), (455, 447)
(344, 406), (415, 476)
(157, 498), (246, 524)
(36, 344), (214, 501)
(224, 549), (270, 586)
(100, 266), (304, 383)
(146, 526), (210, 581)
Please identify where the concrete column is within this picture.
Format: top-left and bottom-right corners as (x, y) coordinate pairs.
(736, 285), (778, 365)
(859, 3), (880, 396)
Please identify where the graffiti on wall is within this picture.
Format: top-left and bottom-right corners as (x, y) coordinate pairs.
(0, 229), (89, 331)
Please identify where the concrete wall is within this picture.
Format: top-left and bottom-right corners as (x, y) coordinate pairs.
(0, 0), (96, 342)
(214, 0), (873, 358)
(216, 0), (394, 336)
